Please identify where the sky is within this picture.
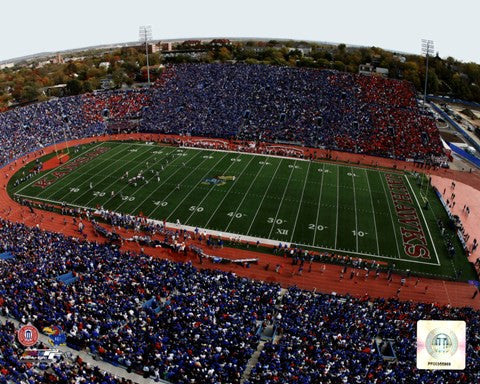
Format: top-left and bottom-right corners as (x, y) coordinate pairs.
(1, 0), (478, 63)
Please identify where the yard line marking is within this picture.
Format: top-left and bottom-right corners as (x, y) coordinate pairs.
(404, 175), (440, 266)
(16, 142), (104, 195)
(193, 155), (255, 227)
(223, 158), (267, 232)
(43, 143), (135, 201)
(312, 163), (326, 246)
(161, 152), (230, 221)
(365, 169), (380, 255)
(379, 171), (402, 259)
(128, 149), (205, 215)
(246, 159), (283, 235)
(180, 152), (244, 223)
(267, 160), (297, 239)
(91, 146), (178, 209)
(289, 161), (311, 243)
(334, 165), (340, 248)
(13, 187), (440, 267)
(69, 144), (157, 205)
(351, 166), (359, 252)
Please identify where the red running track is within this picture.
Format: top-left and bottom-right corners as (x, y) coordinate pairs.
(0, 133), (479, 310)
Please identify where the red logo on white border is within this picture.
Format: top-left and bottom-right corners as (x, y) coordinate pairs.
(18, 324), (39, 347)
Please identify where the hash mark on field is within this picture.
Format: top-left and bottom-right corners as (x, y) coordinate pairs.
(223, 157), (268, 232)
(73, 147), (158, 206)
(46, 143), (133, 201)
(142, 150), (213, 218)
(351, 167), (359, 252)
(290, 161), (310, 242)
(198, 155), (255, 227)
(365, 170), (380, 255)
(164, 152), (231, 221)
(313, 163), (326, 246)
(267, 160), (297, 239)
(182, 153), (250, 224)
(334, 165), (339, 248)
(246, 159), (283, 235)
(16, 142), (105, 195)
(97, 146), (176, 210)
(126, 150), (205, 215)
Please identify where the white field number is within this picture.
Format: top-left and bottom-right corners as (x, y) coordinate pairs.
(189, 206), (204, 212)
(122, 195), (135, 201)
(154, 201), (168, 207)
(352, 230), (366, 237)
(268, 217), (285, 225)
(227, 212), (243, 219)
(70, 187), (79, 193)
(93, 191), (105, 197)
(308, 224), (325, 231)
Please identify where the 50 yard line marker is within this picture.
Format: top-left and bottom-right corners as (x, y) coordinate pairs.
(128, 149), (205, 216)
(200, 155), (255, 228)
(183, 153), (253, 225)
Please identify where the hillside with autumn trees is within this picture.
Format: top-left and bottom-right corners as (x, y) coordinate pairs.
(0, 39), (479, 111)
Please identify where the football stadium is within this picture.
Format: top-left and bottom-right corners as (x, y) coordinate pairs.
(1, 3), (480, 383)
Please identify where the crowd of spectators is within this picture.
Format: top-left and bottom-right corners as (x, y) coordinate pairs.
(0, 219), (280, 383)
(0, 89), (151, 167)
(143, 63), (444, 161)
(0, 62), (444, 168)
(246, 287), (480, 384)
(0, 319), (132, 383)
(0, 219), (477, 382)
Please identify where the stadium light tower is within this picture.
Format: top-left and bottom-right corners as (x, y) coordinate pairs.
(421, 39), (434, 107)
(139, 25), (152, 86)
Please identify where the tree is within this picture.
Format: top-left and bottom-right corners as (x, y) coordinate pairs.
(332, 61), (345, 71)
(112, 69), (125, 88)
(21, 84), (40, 102)
(66, 79), (82, 95)
(218, 47), (233, 61)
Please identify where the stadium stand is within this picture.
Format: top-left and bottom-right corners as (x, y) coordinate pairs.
(0, 319), (132, 383)
(0, 63), (444, 169)
(0, 220), (478, 383)
(0, 63), (474, 383)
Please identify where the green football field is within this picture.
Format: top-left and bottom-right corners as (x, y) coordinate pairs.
(9, 140), (476, 281)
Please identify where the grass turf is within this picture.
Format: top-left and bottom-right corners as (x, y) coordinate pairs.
(9, 140), (476, 281)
